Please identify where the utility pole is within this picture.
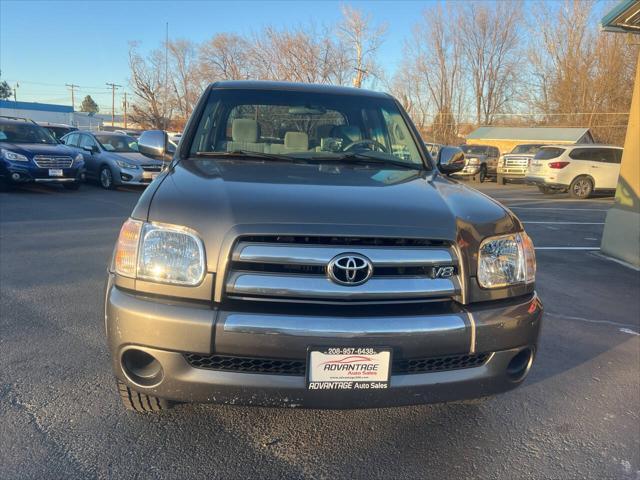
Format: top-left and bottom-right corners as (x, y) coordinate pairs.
(122, 92), (128, 129)
(65, 83), (79, 110)
(105, 82), (122, 127)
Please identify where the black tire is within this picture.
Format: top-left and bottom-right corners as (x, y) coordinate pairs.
(569, 176), (593, 199)
(63, 182), (80, 191)
(537, 185), (553, 194)
(99, 166), (115, 190)
(478, 165), (487, 183)
(117, 379), (173, 412)
(497, 174), (507, 185)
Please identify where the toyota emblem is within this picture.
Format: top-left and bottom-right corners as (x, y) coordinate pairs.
(327, 253), (373, 286)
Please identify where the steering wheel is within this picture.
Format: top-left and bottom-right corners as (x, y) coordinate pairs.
(342, 139), (388, 153)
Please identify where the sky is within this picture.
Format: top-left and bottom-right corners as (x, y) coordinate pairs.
(0, 0), (431, 113)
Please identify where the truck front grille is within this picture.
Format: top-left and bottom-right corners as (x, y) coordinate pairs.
(224, 236), (460, 303)
(504, 156), (530, 169)
(184, 352), (491, 376)
(33, 155), (73, 168)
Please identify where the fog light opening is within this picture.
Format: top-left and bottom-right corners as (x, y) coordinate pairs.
(11, 173), (21, 181)
(121, 349), (163, 387)
(507, 348), (534, 382)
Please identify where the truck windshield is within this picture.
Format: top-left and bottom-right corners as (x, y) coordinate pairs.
(0, 122), (57, 144)
(511, 144), (544, 154)
(460, 145), (489, 155)
(188, 88), (427, 169)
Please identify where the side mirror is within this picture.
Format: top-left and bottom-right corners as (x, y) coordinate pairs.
(83, 145), (99, 154)
(437, 146), (466, 175)
(139, 130), (169, 159)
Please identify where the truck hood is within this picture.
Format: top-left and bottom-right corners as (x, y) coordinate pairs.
(0, 142), (78, 157)
(139, 159), (520, 272)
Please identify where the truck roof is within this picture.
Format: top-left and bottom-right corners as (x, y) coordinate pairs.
(209, 80), (392, 99)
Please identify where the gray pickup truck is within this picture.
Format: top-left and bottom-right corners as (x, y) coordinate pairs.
(105, 81), (542, 412)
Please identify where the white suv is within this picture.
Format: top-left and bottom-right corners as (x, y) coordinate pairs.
(526, 145), (622, 199)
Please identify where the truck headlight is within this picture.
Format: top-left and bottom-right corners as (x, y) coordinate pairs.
(498, 156), (505, 167)
(116, 159), (138, 169)
(467, 157), (479, 165)
(1, 148), (28, 162)
(114, 219), (206, 286)
(478, 232), (535, 288)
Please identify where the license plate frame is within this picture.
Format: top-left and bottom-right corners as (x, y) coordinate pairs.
(306, 347), (392, 391)
(48, 169), (63, 177)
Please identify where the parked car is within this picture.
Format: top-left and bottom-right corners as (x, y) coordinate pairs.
(526, 144), (622, 199)
(455, 144), (500, 182)
(0, 116), (85, 191)
(36, 122), (78, 142)
(61, 131), (164, 189)
(105, 81), (541, 412)
(497, 144), (546, 185)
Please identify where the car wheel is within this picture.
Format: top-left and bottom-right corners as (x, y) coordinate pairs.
(569, 176), (593, 199)
(117, 379), (173, 413)
(478, 165), (487, 183)
(497, 175), (506, 185)
(63, 182), (80, 191)
(99, 166), (115, 190)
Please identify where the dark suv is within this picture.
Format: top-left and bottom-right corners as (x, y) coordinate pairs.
(0, 116), (85, 190)
(105, 81), (542, 412)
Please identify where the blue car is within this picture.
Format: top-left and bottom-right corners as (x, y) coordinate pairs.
(0, 116), (85, 191)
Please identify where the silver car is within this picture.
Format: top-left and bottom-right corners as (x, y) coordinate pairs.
(61, 131), (164, 189)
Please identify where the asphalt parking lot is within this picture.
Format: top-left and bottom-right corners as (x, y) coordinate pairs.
(1, 180), (638, 480)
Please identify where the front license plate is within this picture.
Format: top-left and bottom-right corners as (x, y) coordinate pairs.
(49, 169), (63, 177)
(307, 347), (391, 391)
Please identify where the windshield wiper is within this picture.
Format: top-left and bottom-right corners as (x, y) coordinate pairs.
(315, 152), (425, 170)
(194, 150), (309, 163)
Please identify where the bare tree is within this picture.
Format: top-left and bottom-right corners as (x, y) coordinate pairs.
(127, 42), (172, 129)
(458, 2), (523, 125)
(337, 5), (387, 88)
(528, 0), (638, 144)
(168, 39), (200, 124)
(199, 33), (252, 82)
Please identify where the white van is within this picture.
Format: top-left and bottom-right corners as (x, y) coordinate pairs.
(526, 145), (623, 199)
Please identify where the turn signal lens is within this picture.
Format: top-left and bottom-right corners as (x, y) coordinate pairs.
(548, 161), (570, 169)
(115, 218), (142, 278)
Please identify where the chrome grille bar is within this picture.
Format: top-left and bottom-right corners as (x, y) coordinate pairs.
(233, 242), (455, 267)
(226, 272), (459, 300)
(33, 156), (73, 168)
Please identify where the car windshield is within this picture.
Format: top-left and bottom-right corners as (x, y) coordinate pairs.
(43, 126), (75, 141)
(460, 145), (489, 155)
(96, 134), (139, 152)
(0, 122), (57, 144)
(511, 144), (544, 154)
(188, 88), (427, 169)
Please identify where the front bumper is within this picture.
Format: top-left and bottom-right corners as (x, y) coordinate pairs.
(452, 165), (481, 176)
(115, 168), (159, 186)
(105, 278), (543, 408)
(1, 163), (85, 184)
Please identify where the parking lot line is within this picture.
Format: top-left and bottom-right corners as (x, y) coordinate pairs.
(523, 221), (605, 225)
(534, 246), (600, 250)
(509, 206), (610, 212)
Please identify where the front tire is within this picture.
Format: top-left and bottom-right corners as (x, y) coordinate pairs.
(478, 165), (487, 183)
(99, 166), (115, 190)
(117, 379), (173, 412)
(497, 174), (506, 185)
(569, 176), (593, 199)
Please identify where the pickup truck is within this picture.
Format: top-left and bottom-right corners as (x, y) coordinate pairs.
(104, 81), (542, 412)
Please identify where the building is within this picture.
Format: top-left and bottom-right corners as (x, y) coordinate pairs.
(0, 100), (104, 129)
(600, 0), (640, 267)
(465, 126), (594, 154)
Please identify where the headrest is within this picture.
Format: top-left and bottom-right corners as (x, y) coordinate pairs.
(284, 131), (308, 150)
(331, 125), (362, 143)
(232, 119), (259, 143)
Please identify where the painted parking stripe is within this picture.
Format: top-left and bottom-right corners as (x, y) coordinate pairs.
(535, 247), (601, 251)
(509, 206), (609, 212)
(523, 221), (605, 225)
